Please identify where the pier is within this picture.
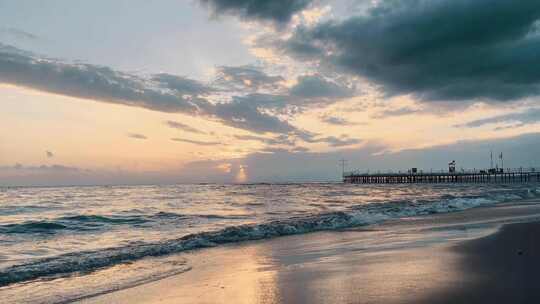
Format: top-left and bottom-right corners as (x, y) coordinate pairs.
(343, 168), (540, 184)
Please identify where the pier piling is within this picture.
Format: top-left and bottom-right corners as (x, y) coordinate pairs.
(343, 169), (540, 184)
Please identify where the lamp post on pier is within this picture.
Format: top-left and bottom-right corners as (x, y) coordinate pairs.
(339, 159), (347, 177)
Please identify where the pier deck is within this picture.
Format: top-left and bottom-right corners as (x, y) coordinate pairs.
(343, 169), (540, 184)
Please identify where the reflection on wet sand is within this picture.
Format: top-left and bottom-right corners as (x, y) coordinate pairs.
(80, 230), (465, 304)
(78, 242), (280, 304)
(257, 230), (464, 304)
(81, 202), (540, 304)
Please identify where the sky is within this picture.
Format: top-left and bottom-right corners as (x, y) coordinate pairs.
(2, 0), (540, 186)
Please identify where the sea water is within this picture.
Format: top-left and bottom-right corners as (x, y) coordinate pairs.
(1, 183), (539, 302)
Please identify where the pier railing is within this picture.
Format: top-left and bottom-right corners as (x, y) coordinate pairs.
(343, 167), (540, 184)
(344, 167), (540, 177)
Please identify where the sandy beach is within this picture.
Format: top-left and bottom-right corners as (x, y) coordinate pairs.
(4, 1), (540, 303)
(77, 202), (540, 304)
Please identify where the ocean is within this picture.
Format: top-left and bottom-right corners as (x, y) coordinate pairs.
(1, 183), (539, 302)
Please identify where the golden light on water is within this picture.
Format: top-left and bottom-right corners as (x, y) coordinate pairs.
(217, 163), (233, 173)
(236, 165), (248, 183)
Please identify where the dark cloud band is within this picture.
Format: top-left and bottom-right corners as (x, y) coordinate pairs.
(199, 0), (313, 24)
(0, 43), (297, 135)
(283, 0), (540, 102)
(457, 108), (540, 128)
(170, 138), (221, 146)
(0, 44), (355, 138)
(127, 133), (148, 140)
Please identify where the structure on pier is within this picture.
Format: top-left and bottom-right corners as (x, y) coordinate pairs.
(343, 167), (540, 184)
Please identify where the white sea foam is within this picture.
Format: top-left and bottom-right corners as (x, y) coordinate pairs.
(2, 185), (539, 286)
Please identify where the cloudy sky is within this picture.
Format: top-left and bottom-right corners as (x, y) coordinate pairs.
(2, 0), (540, 186)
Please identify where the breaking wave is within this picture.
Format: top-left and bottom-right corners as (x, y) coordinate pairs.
(1, 186), (539, 287)
(0, 212), (242, 235)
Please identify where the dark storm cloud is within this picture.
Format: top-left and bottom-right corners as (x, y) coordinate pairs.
(233, 130), (360, 148)
(457, 108), (540, 128)
(320, 115), (347, 125)
(0, 43), (297, 135)
(229, 93), (288, 108)
(0, 43), (198, 113)
(371, 107), (420, 119)
(152, 73), (212, 95)
(234, 134), (276, 142)
(319, 114), (361, 126)
(170, 138), (221, 146)
(494, 123), (527, 131)
(283, 0), (540, 101)
(0, 44), (351, 136)
(221, 75), (354, 115)
(215, 65), (284, 91)
(0, 27), (39, 40)
(233, 127), (360, 149)
(209, 98), (297, 133)
(314, 136), (361, 147)
(289, 74), (354, 99)
(199, 0), (313, 24)
(234, 134), (294, 146)
(127, 133), (148, 140)
(299, 132), (362, 147)
(196, 74), (355, 136)
(214, 69), (354, 110)
(259, 146), (305, 154)
(165, 120), (206, 134)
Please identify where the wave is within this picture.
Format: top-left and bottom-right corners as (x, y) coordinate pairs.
(0, 222), (68, 234)
(60, 215), (148, 224)
(0, 211), (250, 235)
(0, 215), (149, 234)
(2, 187), (539, 287)
(196, 214), (251, 219)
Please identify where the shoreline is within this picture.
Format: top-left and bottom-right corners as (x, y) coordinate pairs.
(418, 221), (540, 303)
(5, 190), (534, 289)
(76, 201), (540, 304)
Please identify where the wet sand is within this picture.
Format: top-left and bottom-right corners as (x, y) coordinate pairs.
(79, 202), (540, 304)
(426, 221), (540, 303)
